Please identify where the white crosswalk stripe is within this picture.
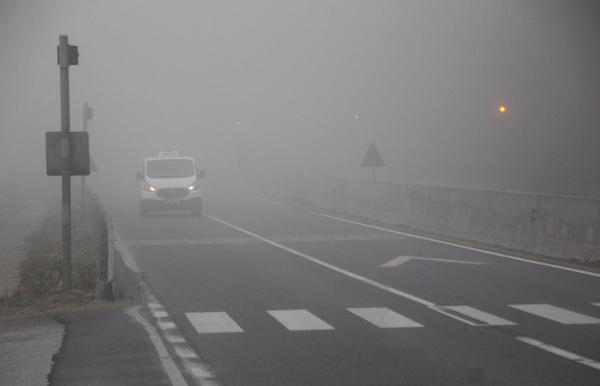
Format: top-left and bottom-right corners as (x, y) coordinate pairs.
(183, 302), (600, 335)
(186, 312), (244, 333)
(509, 304), (600, 325)
(267, 309), (334, 331)
(433, 305), (516, 326)
(348, 307), (423, 328)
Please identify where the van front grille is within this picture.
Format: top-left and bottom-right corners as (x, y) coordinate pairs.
(156, 188), (188, 199)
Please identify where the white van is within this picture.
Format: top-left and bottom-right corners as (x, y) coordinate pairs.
(136, 151), (205, 216)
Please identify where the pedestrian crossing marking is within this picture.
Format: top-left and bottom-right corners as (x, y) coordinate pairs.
(267, 309), (334, 331)
(433, 305), (516, 326)
(348, 307), (423, 328)
(186, 312), (244, 333)
(509, 304), (600, 325)
(182, 303), (600, 335)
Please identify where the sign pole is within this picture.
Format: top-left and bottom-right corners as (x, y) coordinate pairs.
(80, 102), (91, 221)
(58, 35), (73, 290)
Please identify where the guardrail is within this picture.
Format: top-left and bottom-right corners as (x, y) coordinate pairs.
(75, 189), (140, 300)
(258, 173), (600, 263)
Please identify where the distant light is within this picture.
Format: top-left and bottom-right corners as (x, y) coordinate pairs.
(498, 105), (507, 113)
(353, 114), (359, 120)
(235, 121), (241, 126)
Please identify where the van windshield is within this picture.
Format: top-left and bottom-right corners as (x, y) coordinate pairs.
(146, 159), (195, 178)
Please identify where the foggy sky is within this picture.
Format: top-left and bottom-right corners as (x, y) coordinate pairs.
(1, 0), (600, 200)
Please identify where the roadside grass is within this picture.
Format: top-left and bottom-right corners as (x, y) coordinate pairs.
(0, 207), (99, 320)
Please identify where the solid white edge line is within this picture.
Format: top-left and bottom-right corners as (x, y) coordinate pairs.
(246, 194), (290, 207)
(440, 305), (516, 326)
(205, 214), (435, 308)
(245, 195), (600, 278)
(306, 210), (600, 278)
(126, 305), (189, 386)
(428, 306), (481, 326)
(516, 336), (600, 371)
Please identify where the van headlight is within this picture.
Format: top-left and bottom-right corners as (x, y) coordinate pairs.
(144, 183), (156, 192)
(188, 183), (199, 192)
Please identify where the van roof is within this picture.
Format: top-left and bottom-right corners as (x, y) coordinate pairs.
(144, 156), (194, 162)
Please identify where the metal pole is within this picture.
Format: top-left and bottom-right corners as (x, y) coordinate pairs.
(81, 103), (88, 222)
(59, 35), (72, 290)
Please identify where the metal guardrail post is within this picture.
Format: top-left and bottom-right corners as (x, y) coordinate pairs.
(94, 205), (113, 300)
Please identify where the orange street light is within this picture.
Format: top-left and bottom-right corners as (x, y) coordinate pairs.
(498, 105), (508, 113)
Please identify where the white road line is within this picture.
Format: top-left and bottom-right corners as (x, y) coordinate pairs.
(124, 234), (402, 247)
(158, 321), (177, 330)
(246, 195), (290, 207)
(298, 210), (600, 278)
(509, 304), (600, 325)
(140, 268), (221, 385)
(126, 306), (189, 386)
(206, 214), (436, 308)
(152, 310), (168, 318)
(185, 312), (244, 334)
(347, 307), (423, 328)
(516, 337), (600, 371)
(174, 345), (199, 359)
(267, 309), (334, 331)
(435, 306), (516, 326)
(592, 303), (600, 308)
(380, 255), (485, 267)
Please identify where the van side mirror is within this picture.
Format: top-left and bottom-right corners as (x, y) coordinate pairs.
(198, 169), (206, 179)
(136, 171), (143, 181)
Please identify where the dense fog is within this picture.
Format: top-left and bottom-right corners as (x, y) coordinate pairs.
(1, 0), (600, 222)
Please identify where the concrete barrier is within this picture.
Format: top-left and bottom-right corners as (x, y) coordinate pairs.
(264, 174), (600, 263)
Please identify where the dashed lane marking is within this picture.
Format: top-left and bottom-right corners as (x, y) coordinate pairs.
(144, 291), (221, 386)
(126, 306), (189, 386)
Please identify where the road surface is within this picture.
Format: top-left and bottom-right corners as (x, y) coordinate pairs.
(108, 189), (600, 386)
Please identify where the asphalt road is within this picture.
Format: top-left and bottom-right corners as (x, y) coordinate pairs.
(107, 189), (600, 386)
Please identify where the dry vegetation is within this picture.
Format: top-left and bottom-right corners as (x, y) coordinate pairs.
(0, 207), (98, 320)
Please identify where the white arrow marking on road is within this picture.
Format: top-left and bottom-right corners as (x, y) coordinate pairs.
(380, 256), (486, 267)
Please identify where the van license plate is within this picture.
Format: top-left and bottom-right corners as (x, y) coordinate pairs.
(165, 199), (181, 204)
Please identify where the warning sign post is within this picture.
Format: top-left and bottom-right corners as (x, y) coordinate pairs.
(360, 142), (385, 182)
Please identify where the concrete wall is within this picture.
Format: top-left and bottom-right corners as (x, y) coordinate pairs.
(262, 174), (600, 263)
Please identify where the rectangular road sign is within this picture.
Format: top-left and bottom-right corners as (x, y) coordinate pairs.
(46, 131), (90, 175)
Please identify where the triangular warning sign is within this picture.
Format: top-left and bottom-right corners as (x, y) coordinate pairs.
(361, 142), (385, 167)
